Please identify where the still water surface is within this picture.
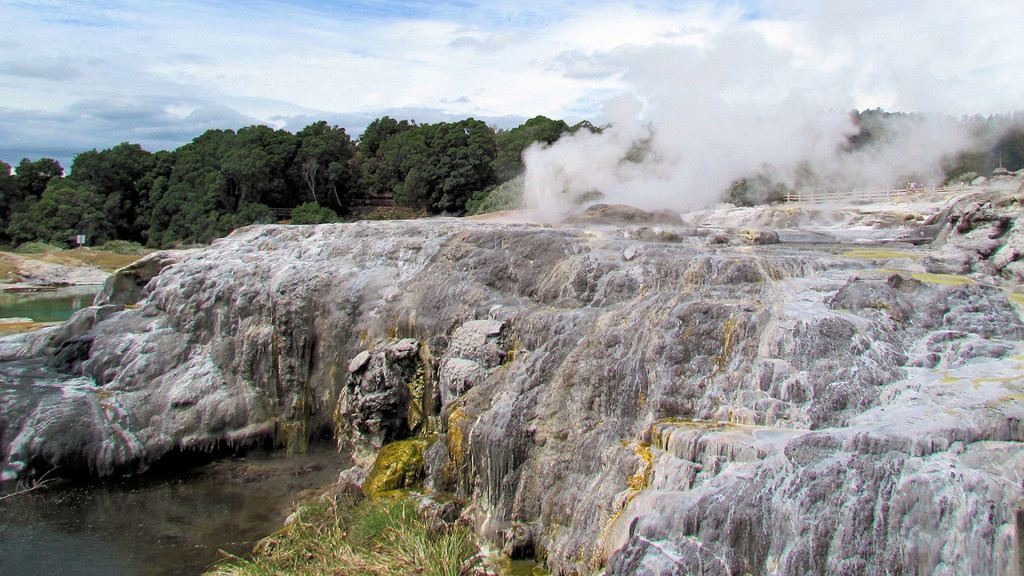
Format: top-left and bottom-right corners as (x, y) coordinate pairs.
(0, 288), (347, 575)
(0, 285), (102, 322)
(0, 447), (348, 576)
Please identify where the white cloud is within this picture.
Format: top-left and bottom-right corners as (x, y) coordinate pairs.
(0, 0), (1021, 170)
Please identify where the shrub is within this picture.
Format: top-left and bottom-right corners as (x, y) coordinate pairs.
(290, 202), (339, 225)
(14, 241), (63, 254)
(465, 176), (525, 215)
(726, 175), (791, 206)
(100, 240), (148, 255)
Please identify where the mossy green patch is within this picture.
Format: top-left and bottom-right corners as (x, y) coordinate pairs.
(972, 376), (1024, 385)
(841, 248), (924, 260)
(363, 438), (434, 497)
(502, 559), (550, 576)
(986, 393), (1024, 407)
(715, 316), (738, 369)
(910, 272), (976, 286)
(1006, 293), (1024, 307)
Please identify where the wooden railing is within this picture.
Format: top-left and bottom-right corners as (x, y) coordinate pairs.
(355, 196), (396, 207)
(268, 195), (397, 220)
(784, 184), (967, 204)
(270, 207), (293, 219)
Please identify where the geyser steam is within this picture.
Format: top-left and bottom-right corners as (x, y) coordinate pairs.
(522, 2), (1006, 219)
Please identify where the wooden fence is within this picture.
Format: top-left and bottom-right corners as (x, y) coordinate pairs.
(356, 196), (397, 207)
(268, 196), (397, 220)
(784, 184), (967, 204)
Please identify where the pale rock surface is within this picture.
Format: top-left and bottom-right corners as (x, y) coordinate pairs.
(2, 186), (1024, 574)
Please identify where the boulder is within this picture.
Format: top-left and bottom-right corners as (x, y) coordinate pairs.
(438, 319), (509, 406)
(342, 339), (424, 454)
(562, 204), (683, 226)
(94, 250), (192, 306)
(737, 228), (780, 245)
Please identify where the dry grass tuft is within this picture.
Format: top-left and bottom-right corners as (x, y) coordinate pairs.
(0, 321), (59, 337)
(206, 493), (477, 576)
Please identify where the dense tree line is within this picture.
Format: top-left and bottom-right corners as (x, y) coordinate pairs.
(5, 110), (1022, 247)
(0, 115), (581, 248)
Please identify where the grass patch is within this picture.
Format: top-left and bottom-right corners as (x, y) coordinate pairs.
(0, 261), (21, 283)
(206, 493), (478, 576)
(0, 320), (59, 337)
(33, 248), (149, 272)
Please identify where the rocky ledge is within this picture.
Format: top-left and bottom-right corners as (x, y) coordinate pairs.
(3, 185), (1024, 575)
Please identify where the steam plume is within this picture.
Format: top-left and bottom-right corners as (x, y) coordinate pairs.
(523, 2), (1010, 219)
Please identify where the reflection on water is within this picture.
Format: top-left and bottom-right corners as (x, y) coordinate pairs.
(0, 285), (102, 323)
(0, 446), (349, 576)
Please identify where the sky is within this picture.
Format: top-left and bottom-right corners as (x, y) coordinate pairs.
(2, 0), (1023, 173)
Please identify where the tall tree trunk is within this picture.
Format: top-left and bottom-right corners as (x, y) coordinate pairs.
(301, 158), (320, 205)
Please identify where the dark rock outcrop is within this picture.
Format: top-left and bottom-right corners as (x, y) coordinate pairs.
(94, 250), (192, 306)
(562, 204), (684, 226)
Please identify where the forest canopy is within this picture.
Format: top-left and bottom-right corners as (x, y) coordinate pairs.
(0, 115), (584, 249)
(1, 111), (1022, 248)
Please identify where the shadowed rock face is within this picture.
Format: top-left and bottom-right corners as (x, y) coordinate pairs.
(4, 189), (1024, 574)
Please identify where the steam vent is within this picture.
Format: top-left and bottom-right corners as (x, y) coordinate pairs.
(5, 181), (1024, 575)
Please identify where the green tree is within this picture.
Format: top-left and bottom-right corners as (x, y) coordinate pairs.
(359, 117), (416, 199)
(726, 173), (791, 206)
(358, 116), (414, 157)
(844, 108), (910, 152)
(7, 178), (111, 247)
(6, 158), (64, 243)
(214, 202), (275, 238)
(70, 142), (155, 241)
(221, 125), (297, 209)
(14, 157), (63, 201)
(0, 160), (20, 233)
(570, 120), (603, 134)
(145, 129), (235, 245)
(136, 150), (176, 243)
(492, 116), (570, 182)
(377, 119), (496, 214)
(293, 121), (360, 212)
(994, 126), (1024, 171)
(427, 119), (496, 213)
(143, 128), (296, 246)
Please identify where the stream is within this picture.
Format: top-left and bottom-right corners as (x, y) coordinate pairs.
(0, 446), (349, 576)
